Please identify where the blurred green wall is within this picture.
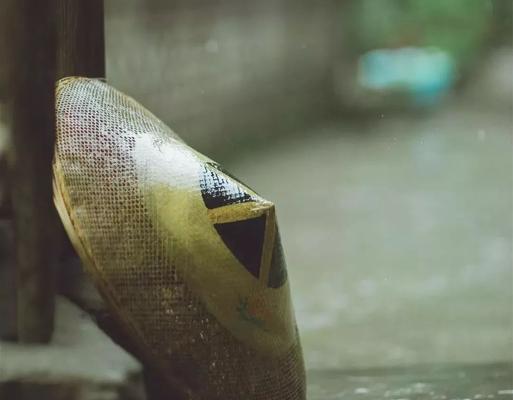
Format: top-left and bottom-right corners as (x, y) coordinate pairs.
(105, 0), (339, 158)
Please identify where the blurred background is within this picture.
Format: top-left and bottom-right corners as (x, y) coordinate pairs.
(0, 0), (512, 399)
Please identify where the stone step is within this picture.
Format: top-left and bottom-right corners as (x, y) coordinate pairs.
(0, 297), (144, 400)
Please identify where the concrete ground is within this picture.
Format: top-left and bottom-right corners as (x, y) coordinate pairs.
(225, 54), (513, 397)
(230, 101), (512, 372)
(0, 298), (144, 400)
(308, 363), (512, 400)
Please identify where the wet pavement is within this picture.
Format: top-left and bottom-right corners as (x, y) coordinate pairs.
(308, 363), (512, 400)
(227, 98), (512, 396)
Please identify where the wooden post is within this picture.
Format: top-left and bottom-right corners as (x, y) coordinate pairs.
(57, 0), (105, 79)
(0, 2), (16, 341)
(9, 0), (59, 343)
(2, 0), (105, 345)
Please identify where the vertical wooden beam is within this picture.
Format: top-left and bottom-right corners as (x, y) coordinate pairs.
(57, 0), (106, 79)
(9, 0), (59, 343)
(0, 0), (16, 342)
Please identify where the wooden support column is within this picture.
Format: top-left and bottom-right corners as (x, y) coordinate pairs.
(9, 0), (59, 343)
(57, 0), (105, 78)
(2, 0), (105, 345)
(0, 1), (16, 342)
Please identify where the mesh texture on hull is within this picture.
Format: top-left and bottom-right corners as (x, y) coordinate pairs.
(53, 77), (305, 399)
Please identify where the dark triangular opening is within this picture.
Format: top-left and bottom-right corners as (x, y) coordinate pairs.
(214, 215), (266, 279)
(267, 232), (288, 288)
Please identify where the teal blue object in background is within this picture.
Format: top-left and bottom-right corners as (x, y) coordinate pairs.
(359, 47), (456, 106)
(342, 0), (494, 107)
